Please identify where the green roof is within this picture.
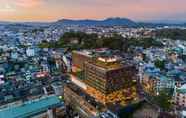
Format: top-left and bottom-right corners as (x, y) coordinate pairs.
(0, 95), (62, 118)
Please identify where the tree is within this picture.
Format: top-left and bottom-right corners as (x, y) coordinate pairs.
(154, 59), (165, 70)
(155, 29), (186, 40)
(153, 89), (173, 111)
(38, 32), (163, 50)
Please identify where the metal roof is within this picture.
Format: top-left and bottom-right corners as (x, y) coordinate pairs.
(0, 95), (62, 118)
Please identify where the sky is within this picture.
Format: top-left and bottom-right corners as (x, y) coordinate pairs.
(0, 0), (186, 22)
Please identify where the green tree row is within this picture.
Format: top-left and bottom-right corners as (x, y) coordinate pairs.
(155, 29), (186, 40)
(38, 31), (163, 51)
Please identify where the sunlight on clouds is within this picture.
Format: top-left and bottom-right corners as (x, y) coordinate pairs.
(0, 1), (15, 12)
(14, 0), (43, 8)
(0, 0), (186, 21)
(0, 0), (43, 12)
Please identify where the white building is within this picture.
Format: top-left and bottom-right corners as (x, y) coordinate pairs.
(11, 52), (18, 59)
(26, 48), (35, 57)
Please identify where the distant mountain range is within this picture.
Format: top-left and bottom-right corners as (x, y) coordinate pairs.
(55, 17), (138, 27)
(1, 17), (186, 27)
(54, 18), (186, 27)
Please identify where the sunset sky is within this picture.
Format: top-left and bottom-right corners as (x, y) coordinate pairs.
(0, 0), (186, 22)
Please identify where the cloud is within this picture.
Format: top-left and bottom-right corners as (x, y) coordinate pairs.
(1, 0), (186, 21)
(0, 4), (16, 12)
(14, 0), (43, 8)
(0, 1), (15, 12)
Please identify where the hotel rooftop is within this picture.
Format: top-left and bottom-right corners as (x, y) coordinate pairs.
(73, 49), (124, 70)
(90, 56), (124, 71)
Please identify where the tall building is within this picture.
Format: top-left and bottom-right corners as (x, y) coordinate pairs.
(84, 56), (137, 104)
(72, 50), (93, 69)
(65, 49), (138, 117)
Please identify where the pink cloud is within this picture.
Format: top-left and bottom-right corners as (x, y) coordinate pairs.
(15, 0), (43, 8)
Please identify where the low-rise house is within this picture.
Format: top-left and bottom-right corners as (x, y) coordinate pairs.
(143, 73), (175, 95)
(175, 84), (186, 108)
(142, 64), (175, 95)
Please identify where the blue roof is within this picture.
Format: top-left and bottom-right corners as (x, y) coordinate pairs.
(144, 67), (160, 77)
(173, 47), (183, 53)
(167, 70), (186, 79)
(0, 95), (62, 118)
(159, 76), (168, 81)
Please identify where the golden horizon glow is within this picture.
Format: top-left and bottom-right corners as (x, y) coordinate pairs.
(0, 0), (186, 22)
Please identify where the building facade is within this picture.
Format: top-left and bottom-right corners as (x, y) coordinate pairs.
(83, 56), (137, 104)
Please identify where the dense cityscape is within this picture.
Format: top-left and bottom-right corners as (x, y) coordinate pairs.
(0, 0), (186, 117)
(0, 18), (185, 118)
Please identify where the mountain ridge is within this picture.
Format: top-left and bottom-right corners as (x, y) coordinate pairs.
(1, 17), (186, 27)
(55, 17), (138, 27)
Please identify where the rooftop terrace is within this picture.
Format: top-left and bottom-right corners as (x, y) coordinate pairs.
(92, 60), (124, 70)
